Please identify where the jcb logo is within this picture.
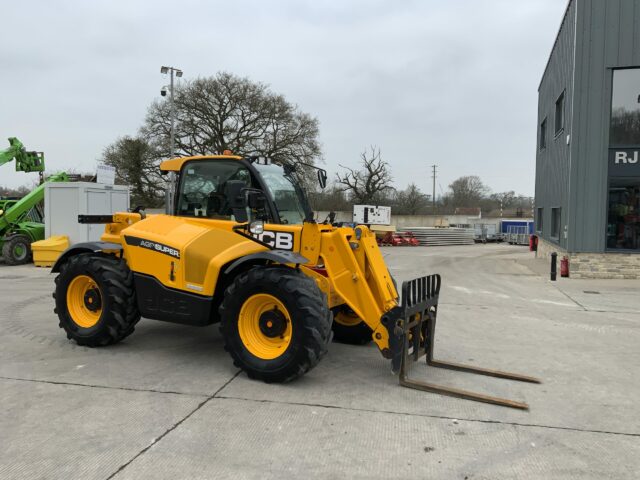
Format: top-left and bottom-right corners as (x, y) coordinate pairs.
(615, 151), (639, 164)
(253, 231), (294, 250)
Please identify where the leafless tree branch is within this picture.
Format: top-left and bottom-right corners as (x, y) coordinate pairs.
(336, 146), (394, 204)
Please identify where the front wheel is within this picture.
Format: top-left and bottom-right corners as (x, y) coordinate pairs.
(2, 235), (32, 265)
(219, 266), (332, 383)
(53, 253), (140, 347)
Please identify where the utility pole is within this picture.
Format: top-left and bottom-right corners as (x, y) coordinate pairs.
(431, 165), (437, 214)
(169, 70), (175, 157)
(160, 66), (183, 214)
(160, 66), (183, 157)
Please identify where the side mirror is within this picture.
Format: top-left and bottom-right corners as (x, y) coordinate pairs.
(247, 191), (266, 210)
(225, 180), (248, 222)
(226, 180), (247, 209)
(317, 169), (327, 189)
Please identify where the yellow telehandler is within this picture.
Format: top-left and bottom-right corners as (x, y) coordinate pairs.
(52, 154), (539, 408)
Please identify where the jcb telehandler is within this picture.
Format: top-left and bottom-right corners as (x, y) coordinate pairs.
(52, 154), (539, 408)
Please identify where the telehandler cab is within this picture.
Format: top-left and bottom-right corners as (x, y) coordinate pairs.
(52, 154), (539, 408)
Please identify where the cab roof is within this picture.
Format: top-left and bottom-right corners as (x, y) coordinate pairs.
(160, 154), (243, 173)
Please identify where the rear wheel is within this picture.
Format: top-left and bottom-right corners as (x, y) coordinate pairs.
(332, 308), (373, 345)
(53, 253), (140, 346)
(219, 266), (332, 383)
(331, 273), (397, 345)
(2, 235), (32, 265)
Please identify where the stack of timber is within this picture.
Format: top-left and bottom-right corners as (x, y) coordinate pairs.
(395, 227), (475, 246)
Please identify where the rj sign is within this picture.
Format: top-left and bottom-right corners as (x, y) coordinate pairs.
(609, 149), (640, 176)
(614, 151), (639, 164)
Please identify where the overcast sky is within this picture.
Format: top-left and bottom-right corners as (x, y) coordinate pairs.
(1, 0), (567, 196)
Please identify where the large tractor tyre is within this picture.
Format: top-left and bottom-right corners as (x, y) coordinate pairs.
(53, 253), (140, 347)
(332, 308), (373, 345)
(2, 235), (32, 265)
(219, 266), (332, 383)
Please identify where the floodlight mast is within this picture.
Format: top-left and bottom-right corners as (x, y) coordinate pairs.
(160, 65), (183, 214)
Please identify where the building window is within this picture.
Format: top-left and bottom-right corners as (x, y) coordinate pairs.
(555, 91), (565, 135)
(551, 207), (561, 239)
(607, 178), (640, 250)
(536, 207), (543, 233)
(610, 68), (640, 146)
(539, 118), (547, 150)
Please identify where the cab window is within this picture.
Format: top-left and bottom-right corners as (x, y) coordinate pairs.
(176, 160), (251, 219)
(254, 163), (310, 224)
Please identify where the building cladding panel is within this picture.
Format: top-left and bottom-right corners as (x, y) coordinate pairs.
(535, 0), (640, 254)
(535, 0), (576, 251)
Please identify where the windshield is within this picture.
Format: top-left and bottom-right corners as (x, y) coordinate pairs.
(254, 163), (310, 224)
(176, 160), (252, 219)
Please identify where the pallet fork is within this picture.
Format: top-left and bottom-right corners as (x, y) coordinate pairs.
(385, 275), (540, 410)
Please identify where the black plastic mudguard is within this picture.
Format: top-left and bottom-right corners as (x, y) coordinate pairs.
(224, 250), (309, 275)
(51, 242), (123, 272)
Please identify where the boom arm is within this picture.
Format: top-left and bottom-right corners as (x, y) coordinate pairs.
(316, 225), (398, 353)
(309, 222), (540, 409)
(0, 137), (45, 173)
(0, 172), (68, 232)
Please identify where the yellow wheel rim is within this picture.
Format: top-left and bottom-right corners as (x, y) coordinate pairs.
(335, 310), (362, 327)
(238, 294), (292, 360)
(66, 275), (103, 328)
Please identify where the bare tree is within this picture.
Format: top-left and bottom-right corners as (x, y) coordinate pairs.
(394, 183), (430, 215)
(0, 184), (31, 198)
(100, 73), (321, 202)
(448, 175), (489, 208)
(484, 191), (533, 215)
(336, 146), (394, 204)
(489, 191), (517, 208)
(143, 72), (321, 168)
(308, 183), (351, 212)
(101, 136), (166, 207)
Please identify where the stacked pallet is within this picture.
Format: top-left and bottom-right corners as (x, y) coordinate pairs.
(396, 227), (475, 246)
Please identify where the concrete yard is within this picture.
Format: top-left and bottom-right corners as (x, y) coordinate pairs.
(1, 244), (639, 479)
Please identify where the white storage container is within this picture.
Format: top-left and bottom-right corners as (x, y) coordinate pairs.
(353, 205), (391, 225)
(44, 182), (130, 245)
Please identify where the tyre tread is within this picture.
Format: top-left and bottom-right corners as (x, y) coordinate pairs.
(2, 234), (33, 266)
(53, 253), (140, 347)
(219, 266), (332, 383)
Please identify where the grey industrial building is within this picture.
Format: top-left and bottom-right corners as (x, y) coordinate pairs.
(535, 0), (640, 277)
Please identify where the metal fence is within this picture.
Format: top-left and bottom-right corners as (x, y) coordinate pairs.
(505, 226), (529, 245)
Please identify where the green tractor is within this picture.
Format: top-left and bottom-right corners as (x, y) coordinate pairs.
(0, 138), (68, 265)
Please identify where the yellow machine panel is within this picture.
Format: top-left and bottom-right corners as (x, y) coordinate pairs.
(111, 214), (309, 297)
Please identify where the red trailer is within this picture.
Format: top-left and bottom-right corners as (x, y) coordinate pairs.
(378, 232), (408, 246)
(399, 231), (420, 246)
